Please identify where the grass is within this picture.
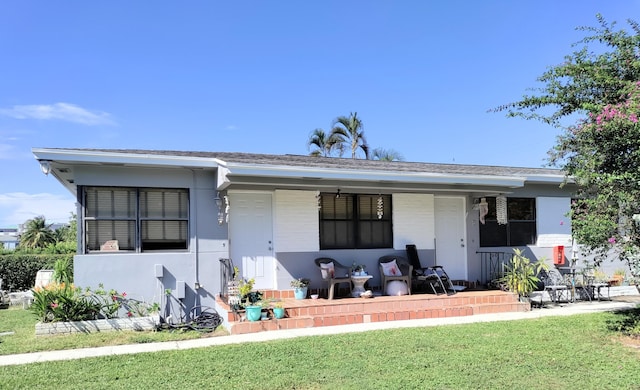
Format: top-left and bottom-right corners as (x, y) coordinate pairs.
(0, 307), (226, 355)
(1, 306), (640, 389)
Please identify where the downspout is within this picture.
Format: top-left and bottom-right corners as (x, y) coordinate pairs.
(191, 169), (200, 307)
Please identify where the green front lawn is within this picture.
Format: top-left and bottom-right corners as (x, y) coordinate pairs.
(1, 307), (640, 389)
(0, 307), (225, 355)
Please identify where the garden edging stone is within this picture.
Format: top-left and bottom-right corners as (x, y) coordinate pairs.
(35, 314), (160, 336)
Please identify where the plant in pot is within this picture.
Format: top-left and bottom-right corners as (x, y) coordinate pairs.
(290, 278), (311, 300)
(238, 277), (264, 322)
(612, 268), (627, 286)
(501, 248), (548, 303)
(272, 301), (285, 319)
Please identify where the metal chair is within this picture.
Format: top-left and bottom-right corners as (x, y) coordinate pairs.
(314, 258), (352, 299)
(405, 244), (456, 295)
(541, 268), (571, 304)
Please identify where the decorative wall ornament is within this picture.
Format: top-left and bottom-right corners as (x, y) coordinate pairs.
(496, 196), (508, 225)
(478, 197), (489, 224)
(224, 195), (230, 224)
(316, 191), (321, 209)
(377, 195), (384, 219)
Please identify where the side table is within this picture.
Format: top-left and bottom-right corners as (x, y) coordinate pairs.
(351, 274), (373, 297)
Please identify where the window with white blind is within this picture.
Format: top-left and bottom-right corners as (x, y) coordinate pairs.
(319, 193), (392, 249)
(84, 187), (189, 252)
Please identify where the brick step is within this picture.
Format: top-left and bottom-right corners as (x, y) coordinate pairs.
(228, 301), (528, 335)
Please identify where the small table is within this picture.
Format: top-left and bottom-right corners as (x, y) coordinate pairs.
(351, 274), (373, 297)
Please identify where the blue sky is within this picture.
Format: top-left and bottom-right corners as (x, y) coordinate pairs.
(0, 1), (637, 227)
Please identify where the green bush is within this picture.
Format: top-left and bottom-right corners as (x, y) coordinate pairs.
(0, 254), (74, 291)
(31, 282), (160, 322)
(31, 282), (100, 322)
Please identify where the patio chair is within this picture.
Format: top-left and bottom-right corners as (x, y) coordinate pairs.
(378, 255), (412, 295)
(582, 267), (610, 301)
(541, 268), (571, 304)
(314, 258), (352, 300)
(405, 244), (456, 295)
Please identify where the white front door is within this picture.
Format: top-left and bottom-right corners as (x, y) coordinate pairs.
(434, 196), (467, 280)
(229, 192), (275, 290)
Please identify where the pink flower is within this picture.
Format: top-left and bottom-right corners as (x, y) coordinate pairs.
(50, 303), (59, 308)
(127, 311), (133, 317)
(122, 292), (127, 297)
(608, 237), (616, 244)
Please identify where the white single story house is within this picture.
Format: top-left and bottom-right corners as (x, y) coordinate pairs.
(33, 147), (583, 319)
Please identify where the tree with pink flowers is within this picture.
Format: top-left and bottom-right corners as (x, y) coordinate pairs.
(498, 15), (640, 272)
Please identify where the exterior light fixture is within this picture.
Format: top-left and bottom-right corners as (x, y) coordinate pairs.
(215, 193), (224, 225)
(335, 189), (341, 198)
(39, 160), (52, 175)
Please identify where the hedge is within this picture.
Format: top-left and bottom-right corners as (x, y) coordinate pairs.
(0, 254), (74, 291)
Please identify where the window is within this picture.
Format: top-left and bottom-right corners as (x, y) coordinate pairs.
(479, 197), (536, 247)
(319, 193), (392, 249)
(84, 187), (189, 252)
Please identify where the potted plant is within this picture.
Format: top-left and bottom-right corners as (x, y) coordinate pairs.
(290, 278), (310, 300)
(272, 301), (285, 319)
(501, 248), (549, 303)
(612, 268), (627, 286)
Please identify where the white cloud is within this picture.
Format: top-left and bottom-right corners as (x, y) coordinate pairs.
(0, 192), (76, 227)
(0, 103), (115, 126)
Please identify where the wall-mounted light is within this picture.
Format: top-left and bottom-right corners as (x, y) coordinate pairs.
(214, 193), (224, 225)
(39, 160), (52, 175)
(335, 189), (341, 198)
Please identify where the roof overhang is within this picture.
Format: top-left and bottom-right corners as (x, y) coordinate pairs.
(32, 148), (570, 196)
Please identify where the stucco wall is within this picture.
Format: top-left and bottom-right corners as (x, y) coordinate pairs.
(73, 166), (229, 323)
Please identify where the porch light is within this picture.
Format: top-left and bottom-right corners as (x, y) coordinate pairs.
(215, 193), (224, 225)
(39, 160), (52, 175)
(335, 189), (341, 198)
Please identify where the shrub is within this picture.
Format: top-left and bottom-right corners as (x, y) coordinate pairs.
(31, 282), (100, 322)
(31, 282), (159, 323)
(0, 254), (73, 291)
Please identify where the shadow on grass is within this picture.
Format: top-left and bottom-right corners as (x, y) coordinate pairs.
(607, 307), (640, 338)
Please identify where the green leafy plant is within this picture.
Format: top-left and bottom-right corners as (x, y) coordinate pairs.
(290, 278), (310, 288)
(501, 248), (549, 299)
(31, 282), (100, 322)
(31, 282), (160, 322)
(52, 257), (73, 284)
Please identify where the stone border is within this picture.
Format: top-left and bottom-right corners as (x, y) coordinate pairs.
(35, 314), (160, 336)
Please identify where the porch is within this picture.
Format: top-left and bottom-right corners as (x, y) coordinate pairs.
(217, 289), (528, 335)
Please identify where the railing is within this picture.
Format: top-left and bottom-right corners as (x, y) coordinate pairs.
(477, 251), (513, 286)
(219, 258), (235, 304)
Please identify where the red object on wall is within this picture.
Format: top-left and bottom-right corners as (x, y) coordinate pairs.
(553, 245), (565, 265)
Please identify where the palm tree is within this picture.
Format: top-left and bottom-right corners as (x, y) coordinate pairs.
(331, 112), (369, 159)
(19, 216), (56, 249)
(371, 148), (404, 161)
(307, 128), (341, 157)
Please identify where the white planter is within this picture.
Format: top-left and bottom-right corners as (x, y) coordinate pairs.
(35, 314), (160, 336)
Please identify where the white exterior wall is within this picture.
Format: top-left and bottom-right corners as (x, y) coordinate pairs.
(393, 193), (435, 249)
(274, 190), (319, 252)
(536, 197), (572, 248)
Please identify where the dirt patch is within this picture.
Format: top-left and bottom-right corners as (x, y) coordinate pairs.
(611, 295), (640, 303)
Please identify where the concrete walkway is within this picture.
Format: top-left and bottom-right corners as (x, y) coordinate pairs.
(1, 299), (637, 367)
